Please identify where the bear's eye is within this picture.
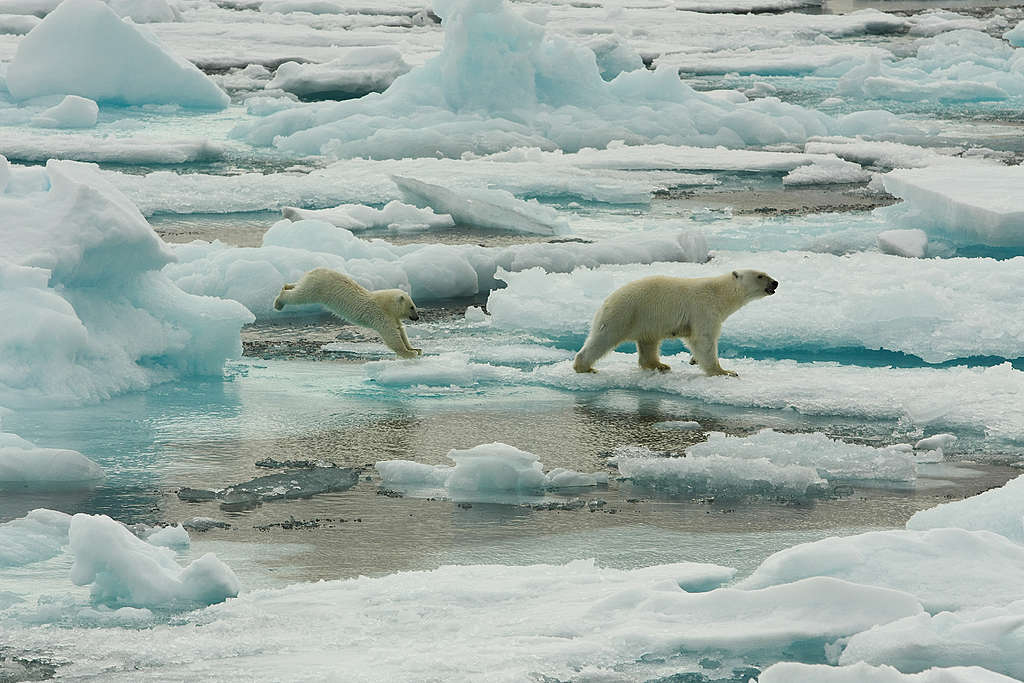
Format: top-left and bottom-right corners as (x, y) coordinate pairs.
(757, 275), (764, 279)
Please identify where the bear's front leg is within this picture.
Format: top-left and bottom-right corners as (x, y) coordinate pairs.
(637, 339), (670, 372)
(380, 324), (420, 359)
(689, 333), (737, 377)
(399, 324), (422, 356)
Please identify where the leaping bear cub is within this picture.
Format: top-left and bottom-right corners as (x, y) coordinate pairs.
(573, 270), (778, 377)
(274, 268), (422, 359)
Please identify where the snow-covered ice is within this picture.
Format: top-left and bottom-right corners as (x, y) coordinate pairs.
(907, 473), (1024, 544)
(0, 429), (104, 488)
(760, 662), (1019, 683)
(877, 229), (928, 259)
(0, 508), (70, 566)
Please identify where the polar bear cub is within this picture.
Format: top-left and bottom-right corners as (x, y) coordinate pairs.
(274, 268), (422, 359)
(573, 269), (778, 377)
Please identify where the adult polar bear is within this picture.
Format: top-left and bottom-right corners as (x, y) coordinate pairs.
(573, 270), (779, 377)
(274, 268), (422, 358)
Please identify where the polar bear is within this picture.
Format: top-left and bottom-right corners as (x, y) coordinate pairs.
(273, 268), (422, 358)
(573, 270), (778, 377)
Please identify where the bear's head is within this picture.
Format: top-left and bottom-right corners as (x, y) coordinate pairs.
(732, 269), (779, 299)
(391, 291), (420, 321)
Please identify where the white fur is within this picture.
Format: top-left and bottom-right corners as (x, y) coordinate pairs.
(273, 268), (422, 358)
(573, 269), (778, 377)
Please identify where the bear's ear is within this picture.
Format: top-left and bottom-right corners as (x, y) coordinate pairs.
(732, 270), (739, 279)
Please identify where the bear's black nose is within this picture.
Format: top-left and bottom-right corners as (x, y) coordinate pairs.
(409, 313), (420, 321)
(766, 280), (778, 294)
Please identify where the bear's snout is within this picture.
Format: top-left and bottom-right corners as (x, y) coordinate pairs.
(409, 312), (420, 321)
(765, 279), (779, 295)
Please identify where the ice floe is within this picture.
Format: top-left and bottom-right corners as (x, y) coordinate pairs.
(907, 473), (1024, 543)
(5, 0), (228, 108)
(740, 527), (1024, 611)
(266, 46), (411, 99)
(0, 136), (227, 164)
(760, 662), (1018, 683)
(68, 513), (239, 608)
(0, 508), (70, 566)
(30, 95), (98, 128)
(487, 252), (1024, 363)
(282, 200), (454, 232)
(0, 158), (253, 407)
(877, 229), (928, 259)
(376, 442), (606, 501)
(881, 162), (1024, 247)
(0, 429), (104, 488)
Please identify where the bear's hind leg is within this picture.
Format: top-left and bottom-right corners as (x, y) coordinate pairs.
(573, 325), (623, 373)
(637, 339), (670, 372)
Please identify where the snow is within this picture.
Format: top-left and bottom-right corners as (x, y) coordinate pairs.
(486, 253), (1024, 364)
(5, 0), (228, 108)
(282, 200), (454, 232)
(739, 527), (1024, 612)
(0, 429), (104, 487)
(878, 229), (928, 259)
(760, 662), (1019, 683)
(0, 158), (253, 407)
(838, 603), (1024, 680)
(265, 47), (411, 98)
(881, 162), (1024, 247)
(143, 525), (190, 549)
(30, 95), (99, 129)
(68, 513), (239, 608)
(392, 174), (570, 235)
(907, 474), (1024, 544)
(164, 222), (707, 315)
(376, 442), (606, 500)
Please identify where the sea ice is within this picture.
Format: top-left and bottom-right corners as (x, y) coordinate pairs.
(0, 429), (104, 488)
(760, 662), (1018, 683)
(781, 155), (872, 186)
(486, 252), (1024, 363)
(740, 527), (1024, 611)
(907, 474), (1024, 543)
(0, 158), (253, 407)
(5, 0), (228, 108)
(375, 442), (606, 499)
(1, 561), (922, 680)
(177, 466), (360, 510)
(231, 0), (910, 160)
(282, 200), (454, 232)
(143, 525), (190, 550)
(880, 162), (1024, 247)
(266, 47), (411, 99)
(30, 95), (98, 128)
(68, 513), (239, 608)
(1007, 20), (1024, 47)
(0, 135), (227, 164)
(392, 175), (570, 235)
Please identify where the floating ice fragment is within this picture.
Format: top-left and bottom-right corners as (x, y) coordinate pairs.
(652, 421), (702, 431)
(68, 513), (239, 608)
(877, 229), (927, 258)
(914, 433), (956, 451)
(782, 155), (871, 186)
(0, 430), (104, 489)
(0, 508), (71, 567)
(177, 467), (360, 511)
(392, 175), (570, 236)
(266, 47), (411, 99)
(144, 525), (190, 550)
(30, 95), (98, 129)
(282, 201), (454, 232)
